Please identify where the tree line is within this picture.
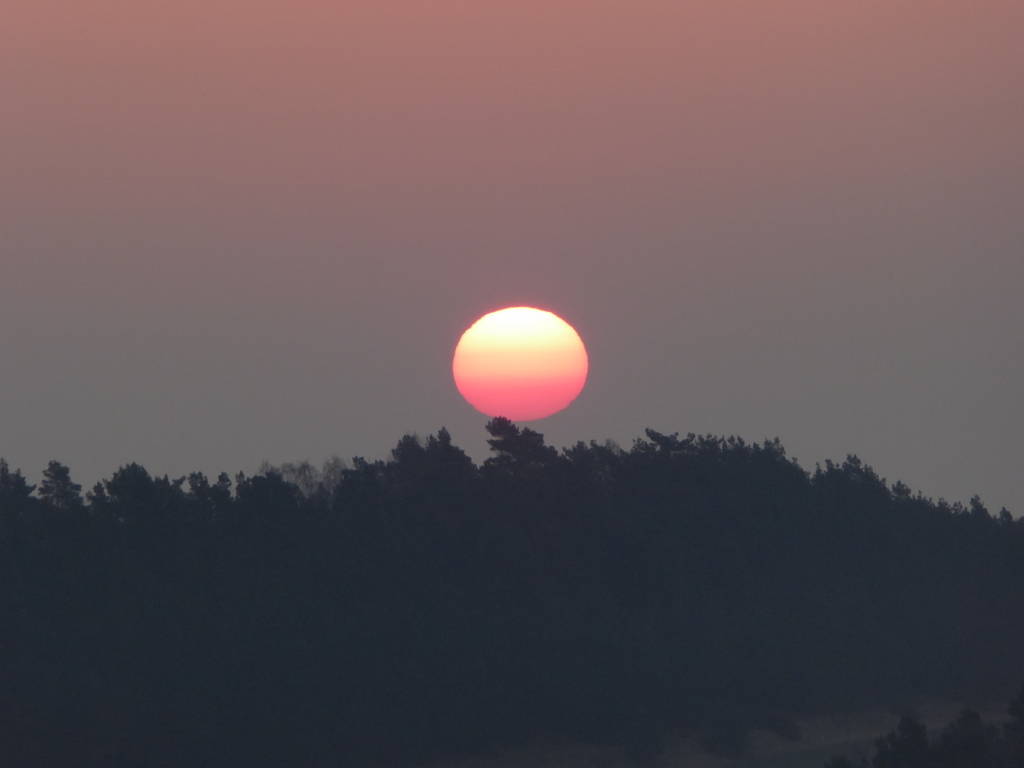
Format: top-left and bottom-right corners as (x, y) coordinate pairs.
(1, 418), (1022, 766)
(826, 683), (1024, 767)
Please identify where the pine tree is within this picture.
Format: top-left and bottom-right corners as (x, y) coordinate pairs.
(38, 460), (83, 512)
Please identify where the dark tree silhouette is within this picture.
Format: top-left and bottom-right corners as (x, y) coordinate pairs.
(37, 460), (83, 512)
(0, 458), (36, 516)
(826, 688), (1024, 768)
(483, 416), (559, 471)
(873, 716), (931, 768)
(1005, 682), (1024, 763)
(934, 709), (999, 768)
(0, 426), (1023, 767)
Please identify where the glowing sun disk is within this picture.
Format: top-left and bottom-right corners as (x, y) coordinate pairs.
(452, 307), (588, 421)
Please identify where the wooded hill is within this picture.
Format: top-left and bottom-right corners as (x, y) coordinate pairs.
(1, 418), (1021, 766)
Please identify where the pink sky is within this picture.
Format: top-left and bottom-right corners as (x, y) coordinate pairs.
(1, 1), (1022, 511)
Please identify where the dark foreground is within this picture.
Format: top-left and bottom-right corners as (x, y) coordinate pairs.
(1, 419), (1023, 766)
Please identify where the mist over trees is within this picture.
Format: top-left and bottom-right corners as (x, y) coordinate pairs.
(825, 684), (1024, 767)
(1, 420), (1023, 767)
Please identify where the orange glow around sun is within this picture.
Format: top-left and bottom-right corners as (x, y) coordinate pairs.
(452, 307), (588, 421)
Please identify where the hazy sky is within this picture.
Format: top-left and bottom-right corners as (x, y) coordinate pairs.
(2, 0), (1022, 512)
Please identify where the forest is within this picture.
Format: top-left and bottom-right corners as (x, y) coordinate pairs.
(1, 418), (1022, 767)
(824, 688), (1024, 767)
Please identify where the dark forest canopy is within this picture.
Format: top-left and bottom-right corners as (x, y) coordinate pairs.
(826, 684), (1024, 768)
(1, 420), (1023, 767)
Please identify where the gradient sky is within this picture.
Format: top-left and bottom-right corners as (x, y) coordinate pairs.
(2, 0), (1022, 512)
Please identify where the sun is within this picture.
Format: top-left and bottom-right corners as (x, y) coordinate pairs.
(452, 307), (588, 421)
